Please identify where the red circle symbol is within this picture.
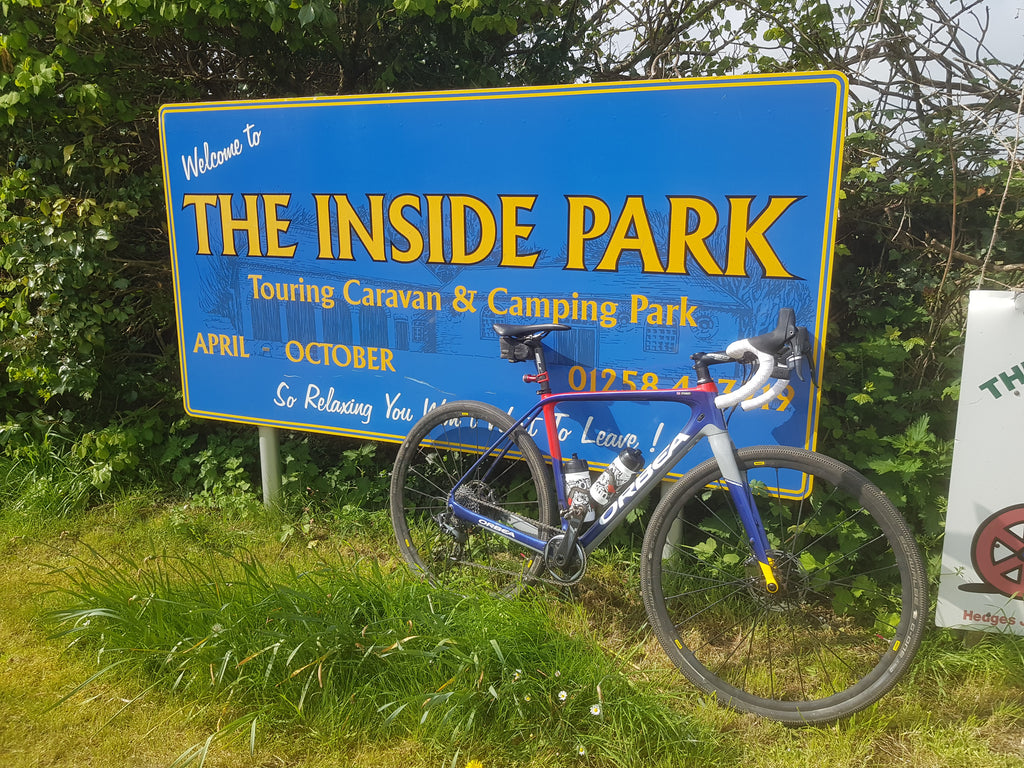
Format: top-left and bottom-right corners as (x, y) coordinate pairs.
(971, 504), (1024, 598)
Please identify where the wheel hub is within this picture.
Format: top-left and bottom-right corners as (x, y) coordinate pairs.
(433, 509), (467, 545)
(745, 551), (808, 607)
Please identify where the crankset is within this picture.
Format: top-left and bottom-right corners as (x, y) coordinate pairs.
(544, 534), (587, 584)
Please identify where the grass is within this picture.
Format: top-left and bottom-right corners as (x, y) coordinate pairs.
(2, 480), (1024, 767)
(43, 543), (721, 766)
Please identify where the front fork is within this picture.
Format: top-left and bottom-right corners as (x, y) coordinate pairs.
(726, 480), (780, 593)
(707, 430), (779, 594)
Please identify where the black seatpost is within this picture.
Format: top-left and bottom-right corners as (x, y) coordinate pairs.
(523, 339), (553, 395)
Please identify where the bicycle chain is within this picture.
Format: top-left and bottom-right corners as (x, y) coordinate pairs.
(446, 488), (577, 587)
(454, 485), (564, 538)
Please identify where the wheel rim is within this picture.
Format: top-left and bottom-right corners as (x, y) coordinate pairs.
(648, 453), (918, 716)
(394, 407), (551, 595)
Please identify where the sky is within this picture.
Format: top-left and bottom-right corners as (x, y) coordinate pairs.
(984, 0), (1023, 62)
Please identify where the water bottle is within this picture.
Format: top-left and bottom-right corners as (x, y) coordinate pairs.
(589, 447), (645, 508)
(563, 453), (595, 522)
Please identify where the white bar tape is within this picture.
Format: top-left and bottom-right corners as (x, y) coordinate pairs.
(740, 377), (788, 411)
(713, 339), (776, 409)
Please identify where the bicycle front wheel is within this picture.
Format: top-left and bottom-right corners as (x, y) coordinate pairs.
(390, 401), (557, 595)
(640, 446), (927, 724)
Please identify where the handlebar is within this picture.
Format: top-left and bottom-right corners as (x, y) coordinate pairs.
(495, 312), (814, 411)
(713, 338), (778, 410)
(711, 308), (814, 411)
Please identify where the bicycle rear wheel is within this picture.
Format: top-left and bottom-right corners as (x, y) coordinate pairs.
(390, 400), (557, 595)
(640, 446), (927, 724)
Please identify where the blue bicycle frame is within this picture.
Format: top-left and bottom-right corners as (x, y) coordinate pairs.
(444, 383), (779, 588)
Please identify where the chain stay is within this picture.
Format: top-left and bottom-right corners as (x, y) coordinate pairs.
(446, 487), (582, 586)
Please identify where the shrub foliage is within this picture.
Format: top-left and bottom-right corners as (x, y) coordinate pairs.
(2, 0), (1023, 556)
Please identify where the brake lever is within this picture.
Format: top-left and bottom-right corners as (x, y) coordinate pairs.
(787, 326), (815, 383)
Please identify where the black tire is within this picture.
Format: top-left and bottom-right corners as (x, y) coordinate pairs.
(640, 445), (927, 724)
(390, 400), (557, 595)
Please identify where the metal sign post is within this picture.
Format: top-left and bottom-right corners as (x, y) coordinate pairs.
(258, 425), (281, 507)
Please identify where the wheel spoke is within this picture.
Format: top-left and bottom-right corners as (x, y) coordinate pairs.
(390, 402), (555, 596)
(641, 446), (926, 724)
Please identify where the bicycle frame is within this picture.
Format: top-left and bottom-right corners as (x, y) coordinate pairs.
(393, 313), (927, 723)
(444, 382), (777, 575)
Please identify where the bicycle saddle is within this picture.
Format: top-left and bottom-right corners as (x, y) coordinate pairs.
(492, 323), (571, 339)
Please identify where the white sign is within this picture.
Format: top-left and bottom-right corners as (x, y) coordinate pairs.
(936, 290), (1024, 634)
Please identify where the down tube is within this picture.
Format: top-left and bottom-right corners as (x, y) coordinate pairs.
(560, 390), (725, 553)
(542, 386), (721, 494)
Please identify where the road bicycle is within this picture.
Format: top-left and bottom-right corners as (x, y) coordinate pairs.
(389, 308), (928, 724)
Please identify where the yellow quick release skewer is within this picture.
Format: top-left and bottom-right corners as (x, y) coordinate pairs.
(759, 558), (780, 593)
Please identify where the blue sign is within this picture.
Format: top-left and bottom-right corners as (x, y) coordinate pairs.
(159, 74), (847, 470)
